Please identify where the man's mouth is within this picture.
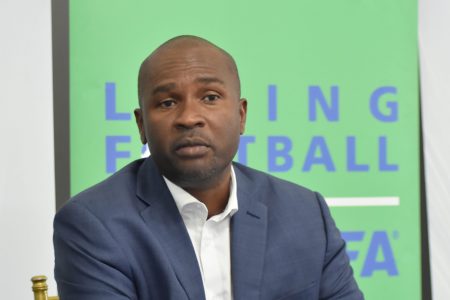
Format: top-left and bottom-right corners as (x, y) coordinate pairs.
(173, 138), (211, 158)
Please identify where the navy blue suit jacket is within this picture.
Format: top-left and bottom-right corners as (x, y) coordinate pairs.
(54, 157), (363, 299)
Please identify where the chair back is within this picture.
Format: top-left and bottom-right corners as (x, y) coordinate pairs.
(31, 275), (59, 300)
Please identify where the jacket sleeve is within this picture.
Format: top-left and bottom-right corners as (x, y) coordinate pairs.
(53, 201), (137, 300)
(315, 192), (365, 300)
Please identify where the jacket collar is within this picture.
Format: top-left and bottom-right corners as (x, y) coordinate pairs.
(136, 157), (206, 300)
(231, 163), (268, 300)
(135, 158), (268, 300)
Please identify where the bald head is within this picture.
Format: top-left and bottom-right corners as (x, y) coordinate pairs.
(138, 35), (240, 106)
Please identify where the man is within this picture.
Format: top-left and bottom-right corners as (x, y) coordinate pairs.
(54, 35), (364, 300)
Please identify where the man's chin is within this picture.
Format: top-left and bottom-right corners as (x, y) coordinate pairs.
(164, 160), (230, 189)
(170, 167), (218, 187)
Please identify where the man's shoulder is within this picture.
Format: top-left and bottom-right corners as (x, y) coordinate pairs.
(60, 159), (147, 215)
(75, 159), (144, 199)
(232, 162), (319, 205)
(233, 163), (316, 197)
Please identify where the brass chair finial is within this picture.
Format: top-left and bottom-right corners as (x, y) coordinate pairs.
(31, 275), (59, 300)
(31, 275), (49, 300)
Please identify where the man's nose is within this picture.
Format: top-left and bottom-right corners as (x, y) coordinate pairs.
(174, 99), (205, 130)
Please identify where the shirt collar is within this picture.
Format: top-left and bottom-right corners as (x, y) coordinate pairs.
(163, 165), (238, 220)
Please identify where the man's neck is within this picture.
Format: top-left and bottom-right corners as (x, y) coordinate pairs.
(184, 169), (232, 218)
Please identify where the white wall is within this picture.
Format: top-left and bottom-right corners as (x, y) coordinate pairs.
(0, 0), (56, 298)
(419, 0), (450, 299)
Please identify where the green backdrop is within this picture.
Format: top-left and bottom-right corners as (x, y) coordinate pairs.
(69, 0), (421, 298)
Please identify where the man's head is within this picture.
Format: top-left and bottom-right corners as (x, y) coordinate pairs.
(135, 35), (247, 190)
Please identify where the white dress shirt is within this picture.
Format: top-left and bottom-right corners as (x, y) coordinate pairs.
(163, 167), (238, 300)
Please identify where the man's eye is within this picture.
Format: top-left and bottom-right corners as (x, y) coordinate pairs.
(203, 94), (220, 102)
(160, 99), (176, 108)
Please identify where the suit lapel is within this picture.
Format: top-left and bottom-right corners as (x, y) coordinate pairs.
(231, 165), (268, 300)
(136, 158), (206, 300)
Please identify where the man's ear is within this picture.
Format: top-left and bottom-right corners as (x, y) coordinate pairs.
(239, 98), (247, 135)
(134, 108), (147, 144)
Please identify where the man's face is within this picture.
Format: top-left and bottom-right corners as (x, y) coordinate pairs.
(135, 43), (247, 189)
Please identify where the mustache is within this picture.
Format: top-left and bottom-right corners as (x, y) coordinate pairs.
(172, 135), (212, 151)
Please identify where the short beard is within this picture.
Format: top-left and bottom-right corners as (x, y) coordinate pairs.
(159, 157), (230, 190)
